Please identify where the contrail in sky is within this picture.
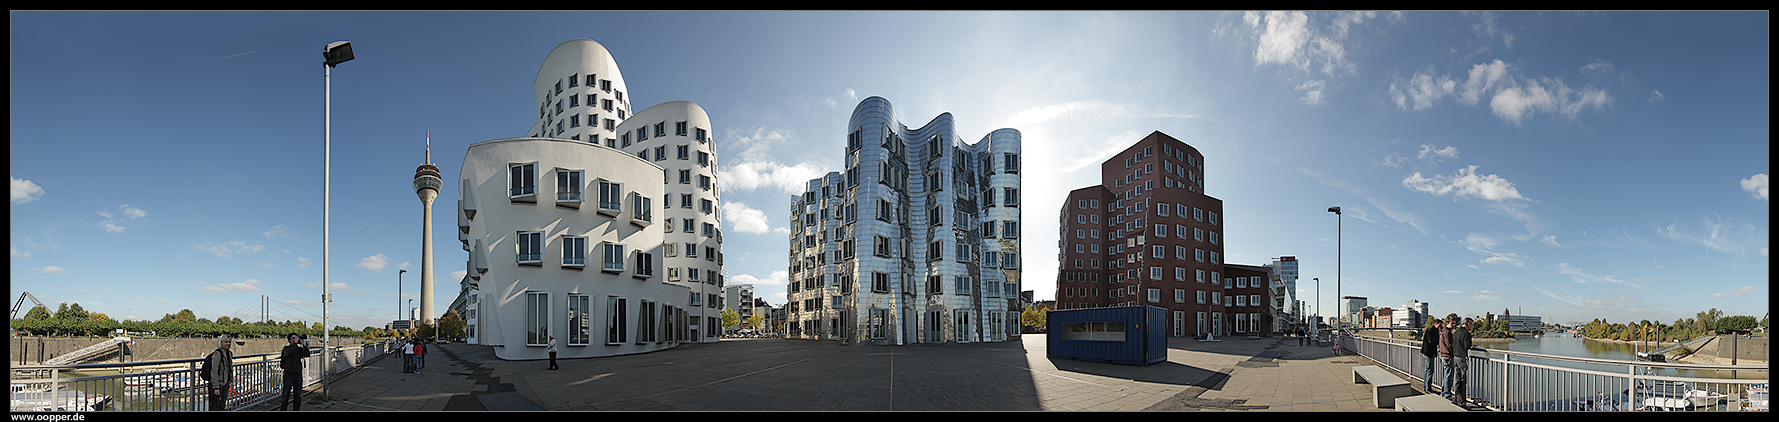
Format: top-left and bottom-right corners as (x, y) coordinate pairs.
(204, 50), (257, 65)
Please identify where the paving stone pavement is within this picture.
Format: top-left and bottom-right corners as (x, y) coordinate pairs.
(264, 334), (1406, 412)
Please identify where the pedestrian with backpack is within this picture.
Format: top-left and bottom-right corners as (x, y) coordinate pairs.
(201, 334), (242, 411)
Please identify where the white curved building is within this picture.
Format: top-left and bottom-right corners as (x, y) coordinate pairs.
(615, 100), (725, 341)
(456, 38), (724, 358)
(458, 138), (689, 360)
(786, 96), (1022, 345)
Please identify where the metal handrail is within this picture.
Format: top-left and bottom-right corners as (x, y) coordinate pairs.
(10, 340), (398, 411)
(1343, 332), (1768, 411)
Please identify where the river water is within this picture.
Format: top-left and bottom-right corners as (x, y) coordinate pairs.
(1475, 332), (1767, 380)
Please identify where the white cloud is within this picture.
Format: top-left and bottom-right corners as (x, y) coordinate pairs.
(1389, 71), (1456, 110)
(1490, 77), (1610, 126)
(11, 248), (29, 258)
(1458, 233), (1530, 269)
(1416, 144), (1459, 162)
(1295, 80), (1326, 105)
(1253, 11), (1312, 69)
(356, 253), (392, 272)
(1378, 152), (1408, 168)
(722, 201), (777, 235)
(1539, 235), (1562, 247)
(1740, 173), (1767, 201)
(1460, 59), (1511, 105)
(119, 205), (147, 220)
(1655, 214), (1765, 258)
(35, 265), (65, 275)
(97, 220), (127, 234)
(305, 281), (351, 291)
(11, 177), (45, 203)
(199, 279), (264, 293)
(1468, 11), (1515, 50)
(1298, 167), (1431, 235)
(718, 161), (828, 195)
(1730, 285), (1757, 296)
(262, 224), (295, 239)
(1556, 262), (1639, 288)
(730, 270), (789, 286)
(1648, 90), (1664, 104)
(398, 261), (412, 271)
(450, 270), (468, 283)
(297, 257), (312, 268)
(197, 240), (267, 258)
(1402, 165), (1526, 201)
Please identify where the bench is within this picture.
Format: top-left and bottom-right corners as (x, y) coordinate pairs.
(1353, 365), (1413, 408)
(1396, 394), (1467, 411)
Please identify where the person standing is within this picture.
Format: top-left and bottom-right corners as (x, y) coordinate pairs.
(201, 334), (238, 411)
(401, 339), (415, 373)
(411, 340), (424, 375)
(546, 336), (559, 370)
(275, 333), (312, 411)
(1437, 316), (1456, 399)
(1450, 318), (1473, 406)
(1420, 319), (1442, 395)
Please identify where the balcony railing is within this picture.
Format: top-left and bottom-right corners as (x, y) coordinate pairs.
(1342, 332), (1768, 411)
(557, 191), (583, 202)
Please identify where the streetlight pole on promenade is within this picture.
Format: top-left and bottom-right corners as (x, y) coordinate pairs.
(322, 40), (354, 400)
(398, 269), (406, 333)
(1327, 206), (1341, 354)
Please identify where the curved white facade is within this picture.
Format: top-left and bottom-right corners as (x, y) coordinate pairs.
(787, 96), (1022, 345)
(528, 39), (632, 144)
(459, 138), (689, 360)
(616, 100), (724, 341)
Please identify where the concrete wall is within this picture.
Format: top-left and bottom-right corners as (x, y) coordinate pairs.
(1704, 335), (1768, 362)
(10, 336), (370, 365)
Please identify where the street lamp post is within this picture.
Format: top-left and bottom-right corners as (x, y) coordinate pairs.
(321, 40), (353, 400)
(1312, 277), (1320, 339)
(398, 269), (406, 333)
(1327, 206), (1341, 354)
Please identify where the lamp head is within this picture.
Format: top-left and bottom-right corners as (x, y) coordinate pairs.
(324, 41), (354, 67)
(1327, 206), (1341, 215)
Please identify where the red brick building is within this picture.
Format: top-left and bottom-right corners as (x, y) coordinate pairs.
(1053, 131), (1273, 337)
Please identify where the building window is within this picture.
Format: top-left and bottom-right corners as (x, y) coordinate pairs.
(568, 294), (591, 346)
(697, 151), (710, 167)
(701, 199), (713, 214)
(562, 236), (587, 268)
(527, 292), (550, 346)
(1003, 221), (1018, 238)
(1197, 290), (1206, 304)
(1003, 188), (1019, 206)
(1004, 153), (1019, 173)
(602, 243), (625, 272)
(597, 180), (623, 213)
(606, 296), (627, 345)
(635, 251), (655, 277)
(509, 162), (537, 197)
(556, 169), (583, 202)
(636, 300), (656, 344)
(675, 121), (688, 136)
(696, 128), (707, 142)
(678, 145), (690, 160)
(633, 195), (652, 223)
(956, 276), (973, 295)
(517, 231), (543, 265)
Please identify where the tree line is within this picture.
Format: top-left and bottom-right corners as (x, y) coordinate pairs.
(10, 303), (467, 342)
(1575, 308), (1766, 343)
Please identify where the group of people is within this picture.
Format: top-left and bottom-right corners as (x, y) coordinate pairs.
(200, 333), (312, 411)
(402, 338), (428, 374)
(1421, 315), (1474, 407)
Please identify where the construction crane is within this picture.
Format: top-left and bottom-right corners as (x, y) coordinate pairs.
(12, 291), (46, 320)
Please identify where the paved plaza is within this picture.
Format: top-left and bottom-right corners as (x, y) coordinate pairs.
(258, 334), (1418, 411)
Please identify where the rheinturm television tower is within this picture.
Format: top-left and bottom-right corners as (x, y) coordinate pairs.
(413, 131), (443, 330)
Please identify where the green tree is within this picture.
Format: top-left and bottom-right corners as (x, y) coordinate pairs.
(1715, 315), (1759, 332)
(438, 310), (466, 339)
(720, 308), (740, 332)
(174, 309), (197, 324)
(746, 312), (766, 331)
(23, 305), (51, 321)
(1021, 306), (1047, 330)
(54, 303), (87, 321)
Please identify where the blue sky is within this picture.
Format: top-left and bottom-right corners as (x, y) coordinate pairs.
(10, 11), (1767, 330)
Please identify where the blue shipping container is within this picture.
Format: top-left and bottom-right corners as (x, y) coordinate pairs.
(1046, 306), (1167, 366)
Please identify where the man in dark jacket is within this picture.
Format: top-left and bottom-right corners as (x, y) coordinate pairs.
(1437, 316), (1456, 399)
(1450, 318), (1473, 406)
(275, 333), (312, 411)
(1420, 319), (1442, 395)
